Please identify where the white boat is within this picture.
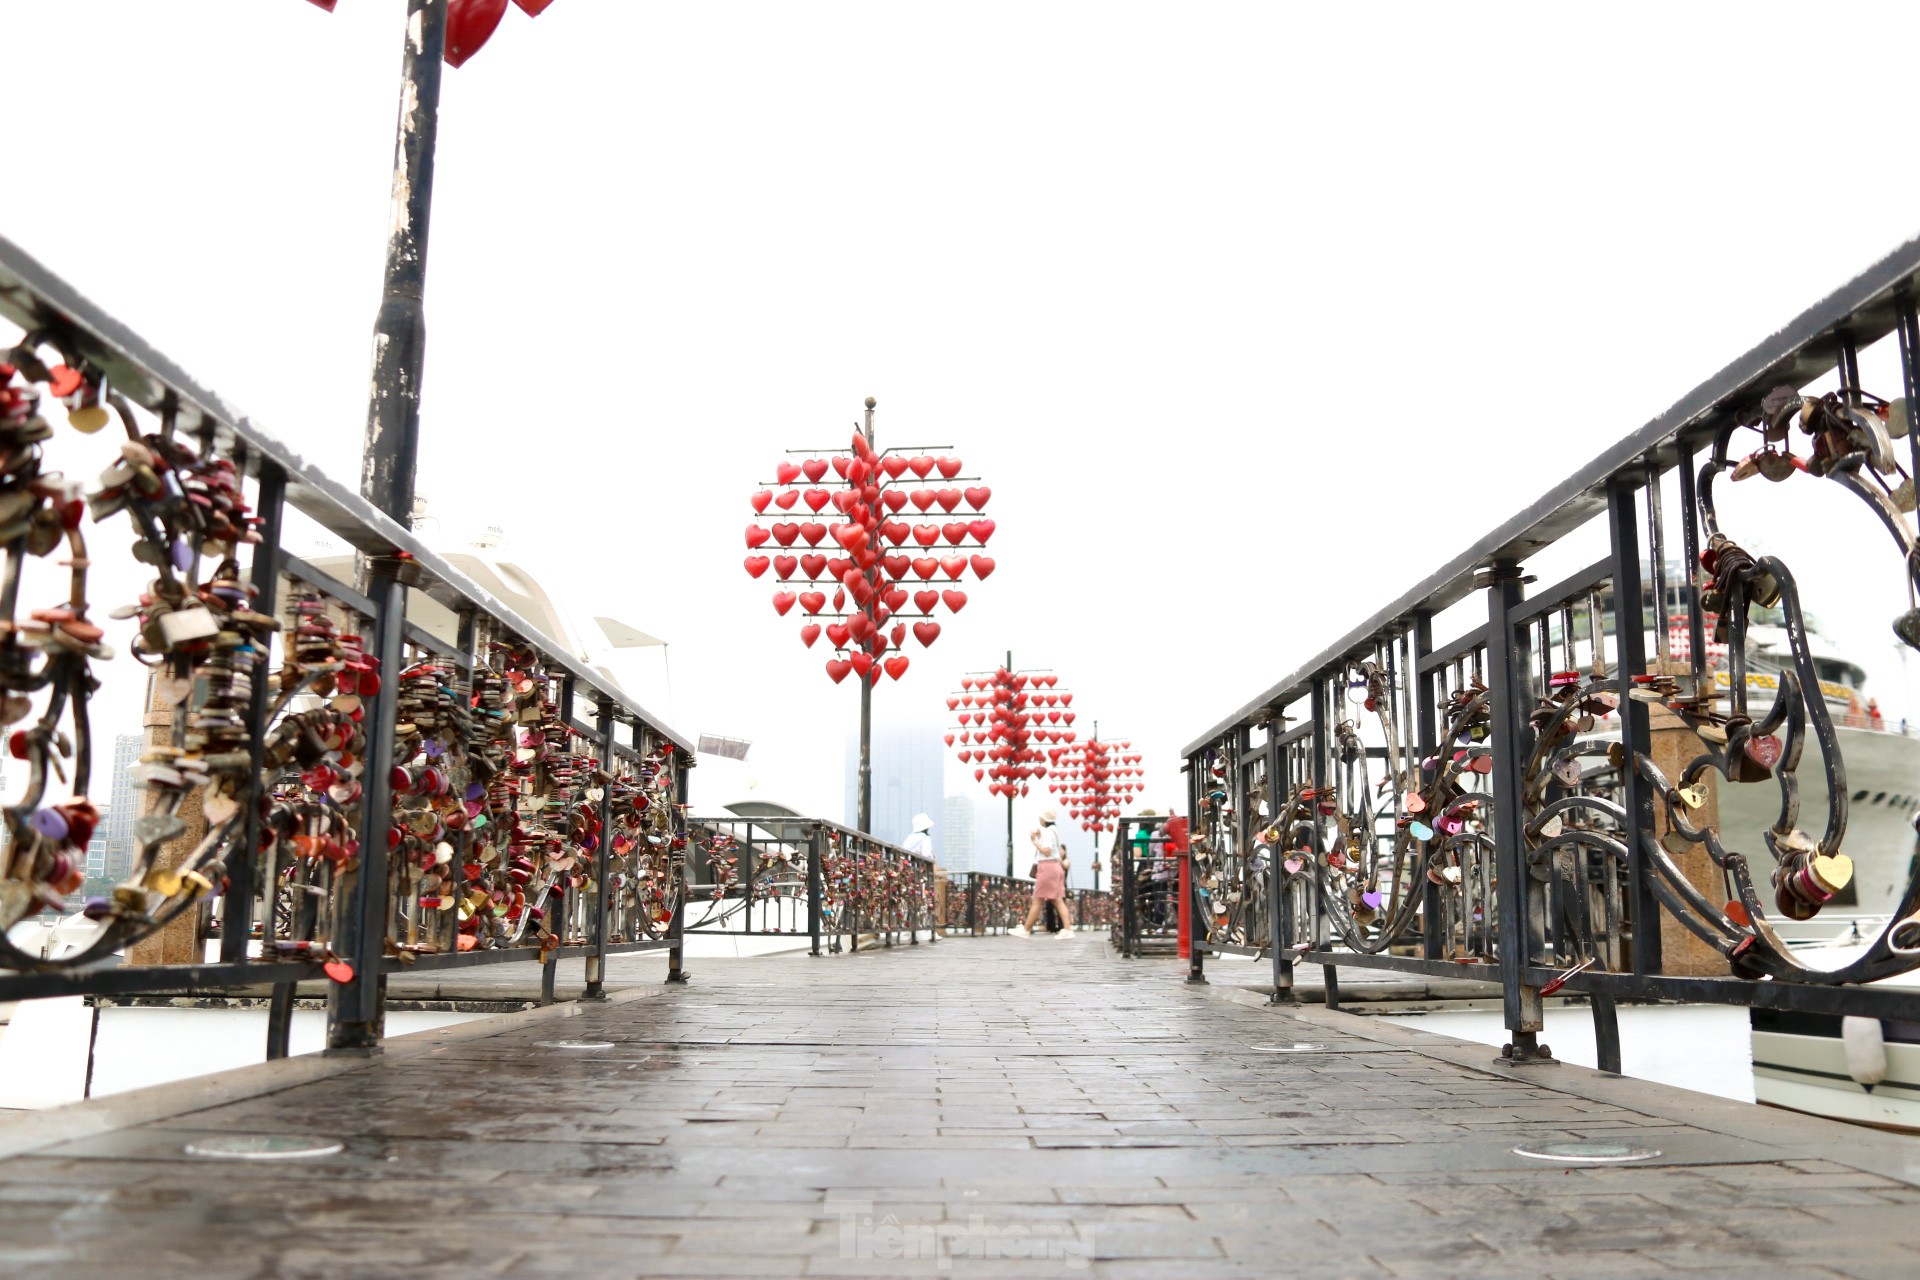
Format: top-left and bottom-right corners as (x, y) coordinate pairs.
(1749, 941), (1920, 1131)
(1705, 612), (1920, 935)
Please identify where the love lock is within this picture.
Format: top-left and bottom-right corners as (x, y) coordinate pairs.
(1675, 782), (1709, 810)
(1551, 757), (1582, 787)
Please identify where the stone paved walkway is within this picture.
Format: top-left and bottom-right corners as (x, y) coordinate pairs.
(2, 934), (1918, 1278)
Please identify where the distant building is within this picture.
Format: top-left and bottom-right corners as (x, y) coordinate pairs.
(102, 733), (143, 882)
(974, 795), (1013, 875)
(940, 795), (976, 873)
(83, 804), (112, 879)
(844, 725), (944, 847)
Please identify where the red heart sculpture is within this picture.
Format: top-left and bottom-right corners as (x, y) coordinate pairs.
(773, 555), (798, 580)
(890, 623), (906, 646)
(799, 553), (828, 577)
(937, 457), (962, 478)
(963, 486), (991, 508)
(798, 591), (826, 614)
(849, 613), (873, 640)
(802, 459), (830, 481)
(910, 456), (936, 478)
(744, 556), (770, 578)
(745, 524), (770, 549)
(849, 653), (875, 678)
(910, 490), (936, 511)
(882, 520), (911, 545)
(882, 489), (908, 512)
(826, 623), (851, 648)
(942, 590), (968, 612)
(800, 624), (822, 647)
(775, 461), (802, 484)
(826, 658), (853, 684)
(445, 0), (507, 68)
(772, 593), (796, 616)
(884, 588), (908, 611)
(799, 523), (827, 546)
(935, 489), (962, 512)
(942, 522), (968, 545)
(773, 493), (798, 513)
(881, 456), (909, 478)
(913, 621), (941, 646)
(914, 589), (939, 612)
(911, 524), (939, 547)
(750, 490), (773, 513)
(970, 555), (995, 579)
(769, 523), (799, 547)
(884, 656), (910, 680)
(804, 488), (832, 512)
(831, 456), (850, 478)
(969, 519), (995, 543)
(511, 0), (555, 13)
(911, 557), (939, 580)
(940, 555), (967, 580)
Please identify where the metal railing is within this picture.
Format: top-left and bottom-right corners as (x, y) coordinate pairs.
(0, 235), (696, 1053)
(1182, 231), (1920, 1068)
(937, 871), (1113, 934)
(1112, 818), (1181, 958)
(682, 815), (937, 952)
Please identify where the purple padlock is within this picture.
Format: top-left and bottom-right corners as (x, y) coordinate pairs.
(29, 807), (69, 841)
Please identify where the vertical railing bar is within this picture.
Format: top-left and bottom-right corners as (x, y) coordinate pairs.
(1647, 460), (1670, 671)
(583, 697), (615, 999)
(1675, 442), (1707, 691)
(230, 462), (286, 968)
(1486, 563), (1544, 1057)
(1609, 477), (1661, 977)
(327, 563), (407, 1053)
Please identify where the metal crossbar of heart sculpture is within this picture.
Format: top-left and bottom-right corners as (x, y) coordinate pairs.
(944, 667), (1072, 799)
(745, 412), (996, 687)
(1632, 383), (1920, 984)
(1045, 736), (1141, 837)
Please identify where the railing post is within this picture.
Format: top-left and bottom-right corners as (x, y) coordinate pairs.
(583, 699), (616, 999)
(326, 565), (407, 1053)
(1485, 562), (1547, 1060)
(1608, 477), (1662, 978)
(1120, 826), (1137, 957)
(1412, 610), (1446, 962)
(1265, 728), (1290, 1003)
(228, 461), (285, 967)
(666, 750), (689, 984)
(807, 823), (823, 956)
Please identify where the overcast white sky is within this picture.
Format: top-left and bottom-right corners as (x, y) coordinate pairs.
(6, 1), (1920, 861)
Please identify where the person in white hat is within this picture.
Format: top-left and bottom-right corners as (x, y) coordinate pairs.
(905, 812), (934, 860)
(1013, 808), (1072, 938)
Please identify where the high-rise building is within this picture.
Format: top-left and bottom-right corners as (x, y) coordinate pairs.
(844, 724), (945, 848)
(83, 805), (111, 879)
(102, 733), (143, 883)
(940, 795), (976, 873)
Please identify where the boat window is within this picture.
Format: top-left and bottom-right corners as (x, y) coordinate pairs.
(1874, 791), (1887, 805)
(1853, 789), (1870, 801)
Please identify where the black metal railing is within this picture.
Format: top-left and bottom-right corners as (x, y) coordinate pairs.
(1183, 232), (1920, 1068)
(936, 871), (1112, 935)
(682, 815), (937, 953)
(0, 235), (695, 1053)
(1112, 817), (1181, 958)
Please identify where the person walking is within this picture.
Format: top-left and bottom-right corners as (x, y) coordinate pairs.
(1014, 809), (1072, 938)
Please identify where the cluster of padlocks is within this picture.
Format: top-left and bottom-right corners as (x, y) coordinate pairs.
(0, 331), (692, 975)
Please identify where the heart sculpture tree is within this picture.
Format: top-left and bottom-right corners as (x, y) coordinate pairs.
(1046, 732), (1143, 889)
(1047, 734), (1143, 840)
(744, 399), (996, 834)
(944, 655), (1073, 877)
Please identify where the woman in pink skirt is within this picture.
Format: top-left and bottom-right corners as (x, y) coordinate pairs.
(1014, 809), (1072, 938)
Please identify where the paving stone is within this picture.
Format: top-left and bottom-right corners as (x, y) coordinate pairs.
(0, 935), (1916, 1279)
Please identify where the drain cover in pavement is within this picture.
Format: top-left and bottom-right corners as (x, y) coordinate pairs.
(1512, 1141), (1661, 1164)
(537, 1040), (615, 1050)
(1249, 1043), (1323, 1053)
(185, 1135), (344, 1160)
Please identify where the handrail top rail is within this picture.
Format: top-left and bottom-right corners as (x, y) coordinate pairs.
(0, 234), (692, 751)
(1182, 231), (1920, 757)
(685, 813), (936, 867)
